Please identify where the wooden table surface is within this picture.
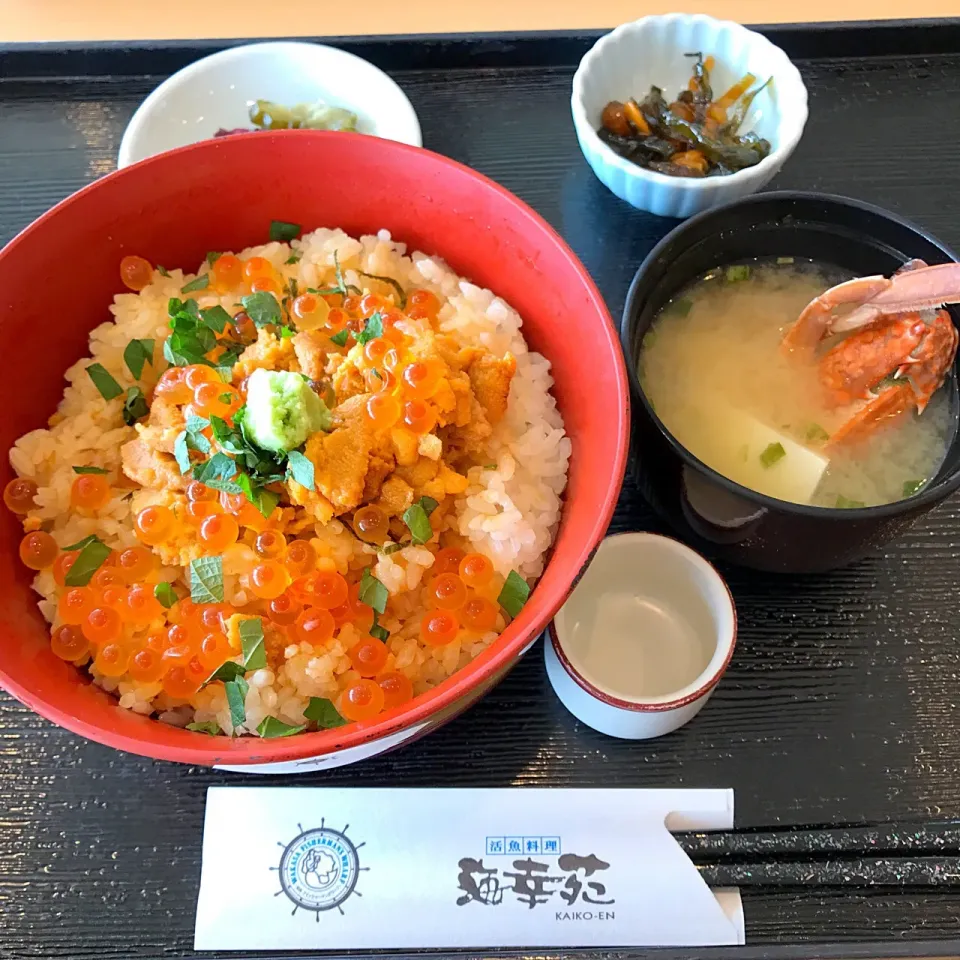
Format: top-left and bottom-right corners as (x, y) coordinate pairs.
(2, 0), (959, 42)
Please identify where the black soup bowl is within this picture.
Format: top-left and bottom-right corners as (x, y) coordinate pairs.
(621, 191), (960, 574)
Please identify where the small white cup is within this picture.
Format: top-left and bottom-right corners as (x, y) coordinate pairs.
(544, 532), (737, 739)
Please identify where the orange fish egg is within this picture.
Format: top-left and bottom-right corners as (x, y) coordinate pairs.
(82, 606), (122, 646)
(197, 603), (229, 634)
(268, 591), (303, 626)
(342, 295), (361, 316)
(407, 289), (440, 320)
(348, 638), (389, 677)
(186, 479), (218, 502)
(50, 624), (89, 662)
(90, 566), (124, 594)
(325, 307), (347, 335)
(460, 596), (498, 632)
(365, 393), (401, 429)
(58, 587), (95, 625)
(126, 583), (163, 625)
(243, 256), (275, 281)
(402, 399), (435, 434)
(377, 670), (414, 709)
(400, 359), (442, 400)
(251, 276), (282, 296)
(459, 553), (494, 589)
(291, 294), (329, 332)
(70, 473), (111, 512)
(298, 570), (348, 610)
(352, 505), (389, 544)
(163, 660), (206, 699)
(193, 382), (241, 419)
(135, 505), (175, 545)
(254, 530), (287, 560)
(117, 546), (155, 583)
(337, 679), (385, 721)
(249, 560), (290, 600)
(154, 366), (193, 405)
(432, 547), (465, 578)
(427, 573), (467, 610)
(128, 646), (168, 683)
(420, 610), (459, 646)
(3, 477), (37, 514)
(53, 550), (80, 587)
(211, 253), (243, 290)
(381, 347), (401, 371)
(162, 624), (199, 666)
(293, 608), (335, 647)
(184, 365), (218, 390)
(228, 311), (256, 343)
(197, 632), (233, 671)
(199, 513), (240, 553)
(99, 584), (128, 614)
(284, 539), (317, 578)
(185, 499), (221, 527)
(19, 531), (58, 570)
(363, 337), (390, 366)
(359, 293), (387, 317)
(94, 642), (130, 678)
(119, 254), (153, 292)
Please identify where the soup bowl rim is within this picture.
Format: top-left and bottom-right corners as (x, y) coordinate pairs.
(620, 188), (960, 519)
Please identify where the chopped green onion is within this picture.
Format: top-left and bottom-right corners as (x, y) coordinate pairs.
(903, 479), (926, 497)
(154, 582), (178, 609)
(759, 442), (786, 468)
(285, 252), (302, 265)
(498, 570), (530, 618)
(725, 264), (751, 283)
(806, 423), (830, 444)
(85, 363), (123, 401)
(72, 465), (109, 475)
(156, 265), (171, 278)
(206, 252), (223, 266)
(185, 721), (220, 735)
(836, 495), (866, 509)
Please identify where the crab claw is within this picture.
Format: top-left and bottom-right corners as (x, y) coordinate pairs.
(780, 276), (892, 358)
(833, 262), (960, 332)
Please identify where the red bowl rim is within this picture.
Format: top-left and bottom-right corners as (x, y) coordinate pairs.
(0, 131), (631, 765)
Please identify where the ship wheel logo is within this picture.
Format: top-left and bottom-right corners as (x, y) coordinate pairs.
(273, 820), (367, 918)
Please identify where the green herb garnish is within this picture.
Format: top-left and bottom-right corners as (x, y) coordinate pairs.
(72, 465), (109, 475)
(122, 387), (150, 427)
(123, 338), (155, 380)
(330, 329), (350, 347)
(357, 271), (407, 309)
(759, 442), (786, 468)
(903, 479), (926, 497)
(64, 536), (112, 587)
(206, 252), (222, 266)
(156, 265), (171, 278)
(359, 567), (388, 615)
(673, 298), (693, 317)
(163, 298), (218, 367)
(85, 363), (123, 401)
(726, 264), (751, 283)
(205, 661), (245, 685)
(304, 697), (348, 728)
(380, 543), (404, 556)
(193, 452), (242, 494)
(189, 555), (224, 603)
(185, 414), (212, 454)
(257, 716), (306, 738)
(181, 274), (210, 294)
(369, 612), (390, 643)
(224, 675), (248, 727)
(354, 311), (383, 346)
(186, 721), (221, 735)
(498, 570), (530, 618)
(286, 450), (315, 490)
(236, 473), (280, 519)
(241, 291), (282, 328)
(836, 495), (866, 509)
(201, 305), (231, 335)
(279, 325), (295, 338)
(269, 220), (302, 243)
(239, 617), (267, 670)
(154, 582), (178, 609)
(285, 252), (302, 265)
(61, 534), (100, 551)
(402, 497), (436, 545)
(777, 256), (795, 265)
(173, 431), (192, 474)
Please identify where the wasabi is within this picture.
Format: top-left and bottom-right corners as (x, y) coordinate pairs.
(244, 369), (330, 452)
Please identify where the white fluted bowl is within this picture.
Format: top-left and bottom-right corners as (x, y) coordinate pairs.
(571, 14), (808, 219)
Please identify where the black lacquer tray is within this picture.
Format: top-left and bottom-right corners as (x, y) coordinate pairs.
(3, 20), (960, 959)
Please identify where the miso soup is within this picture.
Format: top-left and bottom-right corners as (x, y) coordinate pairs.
(638, 259), (956, 508)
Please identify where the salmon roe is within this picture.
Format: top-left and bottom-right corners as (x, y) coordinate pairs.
(284, 539), (316, 577)
(126, 583), (163, 625)
(82, 606), (122, 645)
(421, 610), (459, 646)
(187, 480), (218, 502)
(365, 393), (401, 429)
(291, 294), (329, 331)
(243, 256), (275, 281)
(185, 500), (220, 527)
(459, 553), (494, 588)
(58, 587), (95, 625)
(211, 253), (243, 290)
(164, 659), (206, 698)
(407, 289), (440, 319)
(117, 546), (155, 582)
(432, 547), (465, 577)
(401, 360), (442, 400)
(268, 591), (303, 626)
(460, 596), (498, 632)
(3, 477), (37, 514)
(352, 505), (389, 544)
(329, 582), (373, 630)
(94, 642), (130, 678)
(251, 276), (282, 296)
(19, 531), (57, 570)
(377, 671), (414, 709)
(53, 550), (79, 587)
(254, 530), (286, 560)
(163, 624), (200, 665)
(199, 513), (239, 553)
(428, 573), (467, 610)
(402, 399), (435, 434)
(135, 505), (175, 545)
(197, 604), (229, 634)
(338, 679), (385, 721)
(184, 365), (218, 390)
(99, 584), (128, 614)
(128, 647), (167, 683)
(363, 338), (390, 366)
(298, 570), (348, 609)
(293, 608), (335, 647)
(348, 638), (389, 677)
(120, 255), (153, 292)
(154, 367), (192, 405)
(198, 632), (233, 671)
(250, 560), (290, 600)
(70, 474), (111, 512)
(90, 566), (124, 594)
(359, 293), (387, 316)
(50, 624), (89, 662)
(193, 382), (241, 419)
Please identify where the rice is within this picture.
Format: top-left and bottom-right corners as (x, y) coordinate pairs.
(8, 227), (570, 736)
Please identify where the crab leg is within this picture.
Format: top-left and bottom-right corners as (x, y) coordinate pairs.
(824, 382), (914, 450)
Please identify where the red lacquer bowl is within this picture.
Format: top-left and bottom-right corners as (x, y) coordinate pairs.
(0, 131), (628, 770)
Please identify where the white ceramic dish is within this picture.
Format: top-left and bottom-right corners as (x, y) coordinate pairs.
(570, 14), (809, 219)
(118, 41), (422, 168)
(544, 532), (736, 739)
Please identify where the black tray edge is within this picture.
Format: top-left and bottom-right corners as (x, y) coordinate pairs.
(2, 18), (960, 80)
